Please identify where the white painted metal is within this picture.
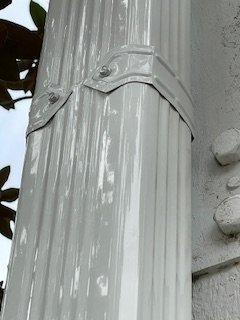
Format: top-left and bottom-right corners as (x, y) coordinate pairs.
(27, 85), (72, 136)
(1, 0), (192, 319)
(84, 44), (195, 135)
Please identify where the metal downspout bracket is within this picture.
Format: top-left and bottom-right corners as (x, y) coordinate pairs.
(27, 85), (72, 136)
(84, 44), (195, 137)
(27, 45), (194, 139)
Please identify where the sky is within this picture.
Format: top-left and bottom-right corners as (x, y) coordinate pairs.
(0, 0), (48, 283)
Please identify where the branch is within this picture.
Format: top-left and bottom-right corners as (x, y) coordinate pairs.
(2, 95), (32, 107)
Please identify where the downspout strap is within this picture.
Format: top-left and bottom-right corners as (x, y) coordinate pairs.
(26, 85), (72, 137)
(84, 44), (195, 136)
(27, 45), (194, 137)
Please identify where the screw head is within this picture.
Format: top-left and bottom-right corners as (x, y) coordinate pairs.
(48, 92), (60, 104)
(99, 65), (111, 78)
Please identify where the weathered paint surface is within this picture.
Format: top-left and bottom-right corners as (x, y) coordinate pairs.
(1, 0), (192, 319)
(192, 0), (240, 318)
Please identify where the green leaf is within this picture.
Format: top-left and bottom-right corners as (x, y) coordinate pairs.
(0, 0), (12, 10)
(30, 1), (46, 33)
(0, 203), (16, 221)
(0, 166), (10, 188)
(0, 79), (23, 90)
(0, 19), (42, 59)
(0, 84), (14, 110)
(0, 188), (19, 202)
(0, 203), (15, 239)
(0, 21), (7, 47)
(0, 52), (20, 81)
(0, 67), (39, 94)
(17, 59), (34, 72)
(0, 216), (13, 239)
(0, 167), (17, 241)
(22, 66), (38, 94)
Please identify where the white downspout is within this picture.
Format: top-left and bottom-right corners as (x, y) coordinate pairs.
(1, 0), (192, 319)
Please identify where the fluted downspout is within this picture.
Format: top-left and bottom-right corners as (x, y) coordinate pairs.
(1, 0), (192, 319)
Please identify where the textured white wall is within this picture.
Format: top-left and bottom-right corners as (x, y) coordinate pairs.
(192, 0), (240, 318)
(193, 263), (240, 319)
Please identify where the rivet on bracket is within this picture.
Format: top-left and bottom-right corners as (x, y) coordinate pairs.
(48, 92), (60, 104)
(99, 65), (112, 78)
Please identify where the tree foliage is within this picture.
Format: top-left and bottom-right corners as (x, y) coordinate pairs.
(0, 0), (46, 110)
(0, 166), (18, 240)
(0, 165), (18, 311)
(0, 0), (12, 10)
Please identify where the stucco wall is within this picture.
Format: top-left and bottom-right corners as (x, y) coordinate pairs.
(193, 263), (240, 319)
(192, 0), (240, 318)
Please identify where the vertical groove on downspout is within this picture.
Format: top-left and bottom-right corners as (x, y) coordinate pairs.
(164, 108), (179, 320)
(176, 121), (192, 320)
(152, 98), (169, 320)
